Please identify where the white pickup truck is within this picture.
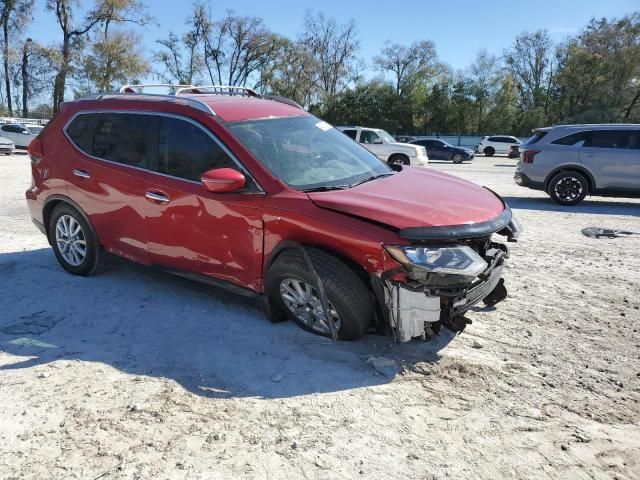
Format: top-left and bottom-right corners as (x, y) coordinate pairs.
(337, 126), (429, 167)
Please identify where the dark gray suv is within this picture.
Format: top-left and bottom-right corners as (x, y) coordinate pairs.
(515, 124), (640, 205)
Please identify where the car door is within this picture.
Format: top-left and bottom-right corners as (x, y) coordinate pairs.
(144, 114), (264, 292)
(0, 125), (19, 145)
(579, 129), (639, 190)
(64, 112), (155, 265)
(358, 130), (386, 160)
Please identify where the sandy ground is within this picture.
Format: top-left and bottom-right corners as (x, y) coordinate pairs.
(1, 151), (639, 480)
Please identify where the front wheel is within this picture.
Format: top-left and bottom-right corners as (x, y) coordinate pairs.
(484, 147), (495, 157)
(266, 249), (373, 340)
(49, 204), (107, 276)
(548, 171), (588, 205)
(388, 154), (409, 166)
(452, 153), (464, 164)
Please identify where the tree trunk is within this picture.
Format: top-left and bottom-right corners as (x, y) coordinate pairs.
(3, 19), (12, 115)
(21, 42), (28, 116)
(53, 36), (70, 112)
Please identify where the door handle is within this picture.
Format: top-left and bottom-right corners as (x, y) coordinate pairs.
(145, 191), (170, 203)
(582, 153), (597, 157)
(73, 168), (91, 179)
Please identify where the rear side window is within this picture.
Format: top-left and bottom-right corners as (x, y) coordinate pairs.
(584, 130), (632, 149)
(66, 114), (97, 153)
(342, 129), (357, 140)
(524, 131), (548, 146)
(92, 113), (156, 167)
(158, 117), (237, 181)
(551, 131), (589, 146)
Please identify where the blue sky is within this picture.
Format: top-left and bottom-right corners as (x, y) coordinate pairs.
(25, 0), (639, 75)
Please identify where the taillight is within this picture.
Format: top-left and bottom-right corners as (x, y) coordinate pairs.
(522, 149), (540, 163)
(27, 138), (44, 164)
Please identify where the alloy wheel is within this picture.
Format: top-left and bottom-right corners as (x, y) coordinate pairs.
(55, 214), (87, 266)
(554, 176), (583, 202)
(279, 278), (341, 335)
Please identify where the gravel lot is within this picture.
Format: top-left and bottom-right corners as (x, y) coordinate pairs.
(1, 151), (639, 480)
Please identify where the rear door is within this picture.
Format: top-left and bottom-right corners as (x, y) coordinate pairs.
(579, 130), (639, 190)
(144, 115), (264, 292)
(64, 112), (156, 264)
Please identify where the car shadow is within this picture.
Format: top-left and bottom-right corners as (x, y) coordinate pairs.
(503, 196), (640, 217)
(0, 248), (456, 400)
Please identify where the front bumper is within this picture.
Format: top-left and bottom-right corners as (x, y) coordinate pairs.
(382, 243), (508, 342)
(412, 155), (429, 168)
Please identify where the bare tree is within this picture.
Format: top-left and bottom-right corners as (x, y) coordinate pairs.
(47, 0), (148, 111)
(0, 0), (33, 114)
(204, 9), (282, 87)
(299, 11), (359, 110)
(373, 40), (437, 96)
(504, 30), (554, 111)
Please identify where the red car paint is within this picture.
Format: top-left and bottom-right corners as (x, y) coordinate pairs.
(26, 94), (508, 297)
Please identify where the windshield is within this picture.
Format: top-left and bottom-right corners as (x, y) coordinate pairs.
(377, 130), (395, 143)
(26, 125), (43, 135)
(228, 116), (392, 191)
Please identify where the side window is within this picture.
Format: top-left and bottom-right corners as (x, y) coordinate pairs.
(631, 131), (640, 150)
(342, 129), (357, 140)
(158, 117), (238, 182)
(487, 136), (499, 142)
(584, 130), (632, 149)
(551, 131), (589, 146)
(66, 114), (97, 153)
(0, 125), (10, 133)
(359, 130), (381, 144)
(92, 114), (156, 167)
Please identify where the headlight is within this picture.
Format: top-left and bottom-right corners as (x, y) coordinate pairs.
(384, 245), (488, 278)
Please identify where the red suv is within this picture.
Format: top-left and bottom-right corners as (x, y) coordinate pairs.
(26, 85), (521, 342)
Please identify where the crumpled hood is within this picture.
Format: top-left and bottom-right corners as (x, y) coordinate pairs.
(307, 167), (505, 230)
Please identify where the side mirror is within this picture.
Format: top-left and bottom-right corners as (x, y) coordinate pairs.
(201, 167), (246, 193)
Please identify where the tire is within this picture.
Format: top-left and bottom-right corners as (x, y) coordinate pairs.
(484, 147), (495, 157)
(266, 248), (373, 340)
(548, 171), (589, 206)
(452, 153), (464, 164)
(388, 154), (410, 166)
(49, 203), (107, 276)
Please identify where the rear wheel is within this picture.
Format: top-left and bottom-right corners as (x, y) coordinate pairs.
(452, 153), (464, 164)
(266, 249), (373, 340)
(388, 154), (409, 166)
(548, 171), (588, 205)
(484, 147), (495, 157)
(49, 204), (107, 276)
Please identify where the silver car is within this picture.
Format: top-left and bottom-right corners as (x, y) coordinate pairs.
(515, 124), (640, 205)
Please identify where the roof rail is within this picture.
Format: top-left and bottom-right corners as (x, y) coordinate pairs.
(175, 85), (261, 97)
(119, 84), (195, 94)
(79, 92), (215, 116)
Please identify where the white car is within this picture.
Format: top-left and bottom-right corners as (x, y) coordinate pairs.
(0, 123), (44, 148)
(475, 135), (521, 157)
(337, 126), (429, 167)
(0, 136), (14, 155)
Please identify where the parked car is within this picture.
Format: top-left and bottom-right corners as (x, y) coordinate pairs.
(0, 123), (43, 148)
(0, 135), (15, 155)
(515, 124), (640, 205)
(475, 135), (521, 156)
(394, 135), (417, 143)
(26, 84), (521, 342)
(337, 126), (429, 167)
(508, 145), (520, 159)
(410, 138), (475, 163)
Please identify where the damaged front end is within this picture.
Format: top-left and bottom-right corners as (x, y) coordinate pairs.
(374, 208), (522, 342)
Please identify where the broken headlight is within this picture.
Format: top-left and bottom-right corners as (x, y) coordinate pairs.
(384, 245), (488, 279)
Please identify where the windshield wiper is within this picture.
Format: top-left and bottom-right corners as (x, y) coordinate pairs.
(350, 172), (394, 188)
(302, 185), (350, 192)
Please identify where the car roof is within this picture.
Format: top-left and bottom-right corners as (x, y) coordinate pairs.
(181, 94), (309, 122)
(539, 123), (640, 131)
